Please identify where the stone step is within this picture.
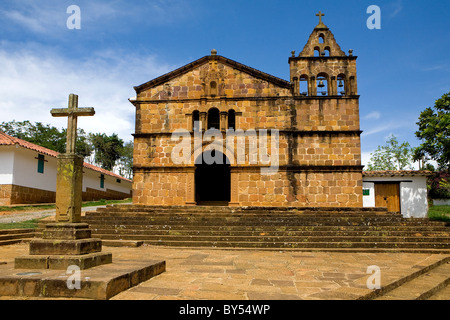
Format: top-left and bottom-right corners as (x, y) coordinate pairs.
(93, 233), (450, 244)
(126, 239), (450, 249)
(81, 213), (440, 221)
(43, 223), (450, 233)
(0, 232), (36, 241)
(0, 238), (34, 246)
(75, 205), (450, 250)
(0, 229), (35, 235)
(375, 261), (450, 300)
(87, 228), (450, 237)
(86, 208), (397, 215)
(81, 219), (443, 228)
(427, 283), (450, 300)
(0, 229), (36, 246)
(101, 240), (144, 247)
(96, 205), (391, 213)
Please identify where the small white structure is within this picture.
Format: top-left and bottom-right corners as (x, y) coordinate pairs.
(0, 131), (132, 206)
(362, 170), (431, 218)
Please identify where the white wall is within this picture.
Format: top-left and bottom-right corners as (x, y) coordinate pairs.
(362, 182), (375, 207)
(82, 167), (131, 195)
(363, 176), (429, 218)
(12, 147), (57, 191)
(2, 146), (130, 195)
(0, 146), (15, 184)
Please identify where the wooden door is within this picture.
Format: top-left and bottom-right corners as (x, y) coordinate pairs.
(375, 183), (400, 212)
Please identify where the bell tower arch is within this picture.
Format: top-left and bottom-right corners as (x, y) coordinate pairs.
(289, 11), (357, 97)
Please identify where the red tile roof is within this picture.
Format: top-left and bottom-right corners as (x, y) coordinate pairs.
(0, 131), (131, 182)
(363, 170), (432, 177)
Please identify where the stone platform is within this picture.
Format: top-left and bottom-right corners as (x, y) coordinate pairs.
(73, 205), (450, 251)
(0, 258), (165, 300)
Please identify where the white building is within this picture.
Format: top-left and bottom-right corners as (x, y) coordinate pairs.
(0, 131), (132, 206)
(362, 170), (431, 218)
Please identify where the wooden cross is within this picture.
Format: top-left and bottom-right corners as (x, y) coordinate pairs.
(316, 11), (325, 24)
(50, 94), (95, 154)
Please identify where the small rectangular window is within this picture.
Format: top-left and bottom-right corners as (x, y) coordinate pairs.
(37, 154), (45, 174)
(116, 178), (121, 183)
(363, 189), (370, 196)
(100, 174), (105, 189)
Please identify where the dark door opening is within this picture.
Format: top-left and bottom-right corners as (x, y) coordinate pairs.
(195, 150), (230, 205)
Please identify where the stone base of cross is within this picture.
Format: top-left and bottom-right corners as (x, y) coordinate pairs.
(50, 93), (95, 223)
(14, 94), (112, 270)
(55, 153), (84, 223)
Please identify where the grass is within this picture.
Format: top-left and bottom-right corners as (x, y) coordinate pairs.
(428, 205), (450, 222)
(0, 218), (46, 230)
(0, 204), (55, 212)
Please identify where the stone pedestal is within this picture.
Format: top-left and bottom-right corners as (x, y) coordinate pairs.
(15, 223), (112, 270)
(15, 155), (112, 270)
(55, 154), (83, 223)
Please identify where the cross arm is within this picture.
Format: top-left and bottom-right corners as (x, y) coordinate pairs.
(50, 107), (95, 117)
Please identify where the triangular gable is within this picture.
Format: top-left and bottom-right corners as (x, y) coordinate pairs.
(134, 53), (291, 93)
(298, 25), (346, 57)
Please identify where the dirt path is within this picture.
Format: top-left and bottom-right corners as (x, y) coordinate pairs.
(0, 206), (106, 224)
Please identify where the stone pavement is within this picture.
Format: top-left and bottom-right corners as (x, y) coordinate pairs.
(1, 243), (448, 300)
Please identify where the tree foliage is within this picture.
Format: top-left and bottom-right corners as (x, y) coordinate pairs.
(116, 141), (133, 179)
(0, 120), (132, 177)
(0, 120), (91, 157)
(366, 135), (414, 171)
(414, 91), (450, 170)
(89, 133), (124, 171)
(428, 171), (450, 199)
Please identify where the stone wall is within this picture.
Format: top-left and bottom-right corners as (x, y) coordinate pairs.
(82, 187), (132, 202)
(0, 184), (131, 206)
(0, 184), (55, 205)
(236, 169), (362, 207)
(132, 48), (363, 207)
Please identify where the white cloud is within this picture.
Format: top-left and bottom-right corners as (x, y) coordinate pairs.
(388, 0), (403, 18)
(0, 1), (66, 34)
(0, 43), (173, 142)
(0, 0), (195, 36)
(363, 111), (381, 120)
(361, 124), (393, 137)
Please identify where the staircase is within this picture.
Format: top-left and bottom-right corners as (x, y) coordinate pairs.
(74, 205), (450, 252)
(361, 256), (450, 300)
(0, 229), (35, 246)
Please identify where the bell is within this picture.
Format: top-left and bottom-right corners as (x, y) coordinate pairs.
(338, 80), (343, 87)
(318, 80), (325, 88)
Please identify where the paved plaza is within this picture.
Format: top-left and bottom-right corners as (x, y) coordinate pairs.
(1, 242), (448, 300)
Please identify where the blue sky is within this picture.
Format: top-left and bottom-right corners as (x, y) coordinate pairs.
(0, 0), (449, 167)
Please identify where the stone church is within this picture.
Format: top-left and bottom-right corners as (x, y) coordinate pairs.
(130, 13), (363, 207)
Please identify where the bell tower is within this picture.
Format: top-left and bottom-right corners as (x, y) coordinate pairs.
(289, 11), (357, 97)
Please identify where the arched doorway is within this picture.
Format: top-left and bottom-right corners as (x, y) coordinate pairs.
(195, 150), (230, 205)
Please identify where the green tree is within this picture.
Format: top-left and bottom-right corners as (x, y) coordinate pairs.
(116, 140), (134, 179)
(90, 133), (124, 171)
(0, 120), (91, 157)
(366, 135), (414, 171)
(414, 91), (450, 170)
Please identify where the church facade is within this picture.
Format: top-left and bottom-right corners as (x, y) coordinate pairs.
(130, 14), (363, 207)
